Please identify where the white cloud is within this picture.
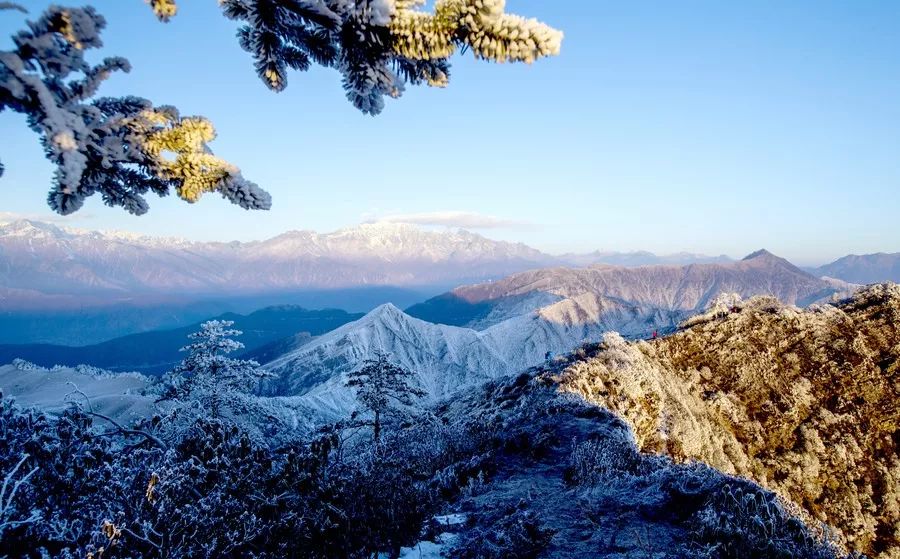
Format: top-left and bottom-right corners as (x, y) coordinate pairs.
(368, 211), (535, 230)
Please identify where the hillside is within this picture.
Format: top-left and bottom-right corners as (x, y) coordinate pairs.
(551, 283), (900, 557)
(0, 362), (854, 559)
(813, 252), (900, 284)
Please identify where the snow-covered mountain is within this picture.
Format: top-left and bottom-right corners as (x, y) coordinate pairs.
(264, 301), (631, 418)
(265, 250), (858, 418)
(0, 218), (749, 312)
(0, 219), (555, 308)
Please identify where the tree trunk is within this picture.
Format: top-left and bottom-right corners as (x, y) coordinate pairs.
(373, 410), (381, 442)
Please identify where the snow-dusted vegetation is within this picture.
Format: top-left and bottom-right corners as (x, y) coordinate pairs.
(2, 2), (897, 556)
(554, 283), (900, 557)
(0, 365), (855, 558)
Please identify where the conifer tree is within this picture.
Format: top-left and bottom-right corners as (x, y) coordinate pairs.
(166, 320), (274, 419)
(345, 352), (425, 441)
(1, 1), (561, 215)
(0, 5), (270, 215)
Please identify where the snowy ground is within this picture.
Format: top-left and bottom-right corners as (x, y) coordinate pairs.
(0, 362), (154, 423)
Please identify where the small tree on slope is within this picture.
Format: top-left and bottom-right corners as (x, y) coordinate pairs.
(166, 320), (274, 419)
(346, 352), (425, 442)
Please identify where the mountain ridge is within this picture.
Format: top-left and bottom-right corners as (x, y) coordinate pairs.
(812, 251), (900, 284)
(263, 250), (857, 420)
(409, 249), (853, 330)
(0, 218), (757, 311)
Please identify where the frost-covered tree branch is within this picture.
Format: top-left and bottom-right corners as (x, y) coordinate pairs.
(0, 6), (270, 215)
(3, 1), (561, 215)
(156, 0), (563, 115)
(0, 3), (27, 14)
(0, 454), (40, 541)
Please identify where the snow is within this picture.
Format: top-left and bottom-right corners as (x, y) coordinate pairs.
(0, 219), (557, 297)
(0, 362), (153, 424)
(395, 533), (458, 559)
(263, 298), (659, 419)
(433, 514), (467, 526)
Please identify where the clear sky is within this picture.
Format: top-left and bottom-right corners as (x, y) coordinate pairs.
(2, 1), (899, 265)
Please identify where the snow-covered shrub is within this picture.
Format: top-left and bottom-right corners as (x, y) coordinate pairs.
(691, 481), (848, 559)
(565, 436), (642, 486)
(452, 505), (554, 559)
(11, 358), (44, 371)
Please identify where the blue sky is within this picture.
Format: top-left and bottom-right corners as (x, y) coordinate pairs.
(2, 1), (899, 265)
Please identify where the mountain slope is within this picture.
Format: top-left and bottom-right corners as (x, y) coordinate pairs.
(0, 361), (849, 558)
(410, 250), (854, 329)
(419, 373), (851, 558)
(265, 295), (703, 418)
(269, 252), (858, 419)
(813, 252), (900, 284)
(551, 283), (900, 557)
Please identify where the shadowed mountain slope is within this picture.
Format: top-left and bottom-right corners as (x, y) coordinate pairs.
(0, 306), (361, 373)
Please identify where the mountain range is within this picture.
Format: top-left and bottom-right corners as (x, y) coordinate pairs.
(0, 219), (551, 307)
(408, 249), (854, 327)
(0, 218), (894, 348)
(0, 218), (761, 310)
(1, 218), (890, 309)
(263, 249), (857, 418)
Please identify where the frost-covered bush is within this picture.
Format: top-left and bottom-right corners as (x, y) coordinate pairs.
(565, 436), (642, 486)
(11, 358), (44, 371)
(452, 506), (554, 559)
(692, 482), (848, 559)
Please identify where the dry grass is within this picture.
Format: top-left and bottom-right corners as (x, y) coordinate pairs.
(553, 283), (900, 558)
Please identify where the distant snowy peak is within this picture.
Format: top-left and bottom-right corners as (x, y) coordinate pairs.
(0, 220), (556, 302)
(263, 299), (624, 418)
(259, 222), (550, 263)
(0, 218), (198, 250)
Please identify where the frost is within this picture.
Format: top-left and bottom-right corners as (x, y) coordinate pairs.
(0, 7), (269, 215)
